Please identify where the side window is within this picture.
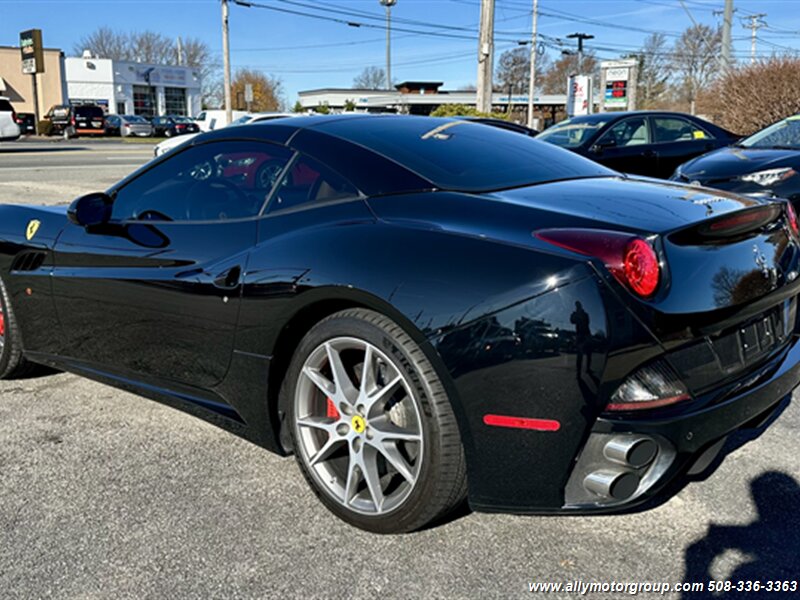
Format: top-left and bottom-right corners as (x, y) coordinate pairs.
(111, 141), (293, 222)
(196, 112), (206, 122)
(653, 117), (714, 143)
(267, 154), (360, 214)
(597, 118), (650, 147)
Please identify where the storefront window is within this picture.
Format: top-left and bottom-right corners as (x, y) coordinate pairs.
(133, 85), (157, 117)
(164, 87), (187, 115)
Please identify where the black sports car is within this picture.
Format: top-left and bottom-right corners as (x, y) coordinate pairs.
(1, 115), (797, 533)
(536, 111), (738, 179)
(672, 115), (800, 206)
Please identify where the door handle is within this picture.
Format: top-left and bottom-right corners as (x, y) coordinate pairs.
(213, 265), (242, 290)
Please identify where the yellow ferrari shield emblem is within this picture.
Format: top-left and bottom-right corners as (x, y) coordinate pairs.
(26, 219), (41, 241)
(351, 415), (366, 434)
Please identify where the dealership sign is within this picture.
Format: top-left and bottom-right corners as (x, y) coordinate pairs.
(600, 59), (638, 111)
(20, 29), (45, 74)
(566, 75), (592, 118)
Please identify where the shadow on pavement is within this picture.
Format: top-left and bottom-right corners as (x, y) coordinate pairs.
(0, 145), (88, 154)
(682, 471), (800, 598)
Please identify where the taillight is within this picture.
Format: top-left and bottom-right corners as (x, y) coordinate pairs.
(787, 203), (799, 238)
(70, 116), (76, 126)
(535, 229), (661, 298)
(606, 360), (690, 411)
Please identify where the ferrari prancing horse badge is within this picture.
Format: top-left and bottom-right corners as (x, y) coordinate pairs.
(26, 219), (41, 241)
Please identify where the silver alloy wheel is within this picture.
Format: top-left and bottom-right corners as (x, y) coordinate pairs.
(294, 336), (423, 515)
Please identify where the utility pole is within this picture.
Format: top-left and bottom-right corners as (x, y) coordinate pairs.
(717, 0), (735, 73)
(527, 0), (539, 129)
(742, 13), (767, 64)
(566, 32), (594, 74)
(222, 0), (233, 123)
(379, 0), (397, 90)
(476, 0), (495, 114)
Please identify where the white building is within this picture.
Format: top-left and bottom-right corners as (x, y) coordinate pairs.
(65, 55), (202, 117)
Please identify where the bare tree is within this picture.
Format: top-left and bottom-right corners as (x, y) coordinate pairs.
(636, 33), (671, 109)
(73, 27), (130, 59)
(540, 52), (597, 95)
(129, 31), (174, 64)
(182, 37), (221, 110)
(672, 24), (722, 114)
(496, 47), (552, 95)
(700, 56), (800, 134)
(496, 47), (529, 95)
(353, 66), (388, 89)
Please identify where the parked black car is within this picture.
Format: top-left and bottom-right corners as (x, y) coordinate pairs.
(536, 111), (738, 179)
(43, 104), (106, 138)
(14, 112), (36, 134)
(151, 115), (200, 137)
(672, 115), (800, 206)
(0, 115), (796, 533)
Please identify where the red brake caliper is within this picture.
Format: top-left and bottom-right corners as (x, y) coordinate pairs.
(0, 310), (5, 337)
(326, 397), (340, 419)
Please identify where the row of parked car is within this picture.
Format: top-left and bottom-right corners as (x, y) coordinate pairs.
(533, 110), (800, 208)
(0, 98), (200, 140)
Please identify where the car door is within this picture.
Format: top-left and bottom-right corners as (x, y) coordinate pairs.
(650, 116), (718, 178)
(50, 139), (293, 388)
(589, 116), (655, 175)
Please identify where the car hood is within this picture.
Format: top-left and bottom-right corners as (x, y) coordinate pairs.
(679, 146), (800, 181)
(154, 132), (200, 155)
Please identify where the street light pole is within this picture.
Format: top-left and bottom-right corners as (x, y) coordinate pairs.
(222, 0), (233, 124)
(380, 0), (397, 90)
(526, 0), (539, 129)
(566, 32), (594, 74)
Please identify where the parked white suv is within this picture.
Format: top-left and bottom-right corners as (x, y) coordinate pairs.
(0, 97), (21, 141)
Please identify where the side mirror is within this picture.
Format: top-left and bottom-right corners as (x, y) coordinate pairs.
(591, 138), (616, 154)
(67, 192), (113, 228)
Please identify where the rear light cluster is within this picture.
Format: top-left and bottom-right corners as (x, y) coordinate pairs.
(535, 229), (661, 298)
(786, 203), (800, 238)
(606, 360), (690, 412)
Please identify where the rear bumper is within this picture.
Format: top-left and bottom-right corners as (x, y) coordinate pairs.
(559, 334), (800, 513)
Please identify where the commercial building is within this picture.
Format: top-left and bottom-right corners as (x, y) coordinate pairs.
(298, 80), (569, 127)
(0, 45), (68, 115)
(65, 55), (202, 117)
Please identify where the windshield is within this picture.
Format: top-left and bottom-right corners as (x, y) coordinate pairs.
(318, 117), (615, 193)
(174, 116), (194, 123)
(230, 115), (253, 126)
(740, 116), (800, 149)
(536, 119), (611, 148)
(75, 106), (104, 118)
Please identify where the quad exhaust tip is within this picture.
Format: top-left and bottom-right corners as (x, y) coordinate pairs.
(584, 470), (641, 501)
(603, 436), (658, 468)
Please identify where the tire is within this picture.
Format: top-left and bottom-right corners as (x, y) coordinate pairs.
(0, 277), (35, 379)
(284, 308), (467, 533)
(165, 129), (173, 138)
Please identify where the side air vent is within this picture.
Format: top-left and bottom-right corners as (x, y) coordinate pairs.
(10, 251), (47, 272)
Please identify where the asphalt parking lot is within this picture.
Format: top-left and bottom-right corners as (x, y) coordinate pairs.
(0, 140), (799, 599)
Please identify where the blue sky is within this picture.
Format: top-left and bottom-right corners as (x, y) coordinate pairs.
(2, 0), (800, 103)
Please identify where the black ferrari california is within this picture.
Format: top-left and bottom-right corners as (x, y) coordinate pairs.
(1, 115), (797, 533)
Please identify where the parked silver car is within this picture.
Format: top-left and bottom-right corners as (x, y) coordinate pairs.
(106, 114), (153, 137)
